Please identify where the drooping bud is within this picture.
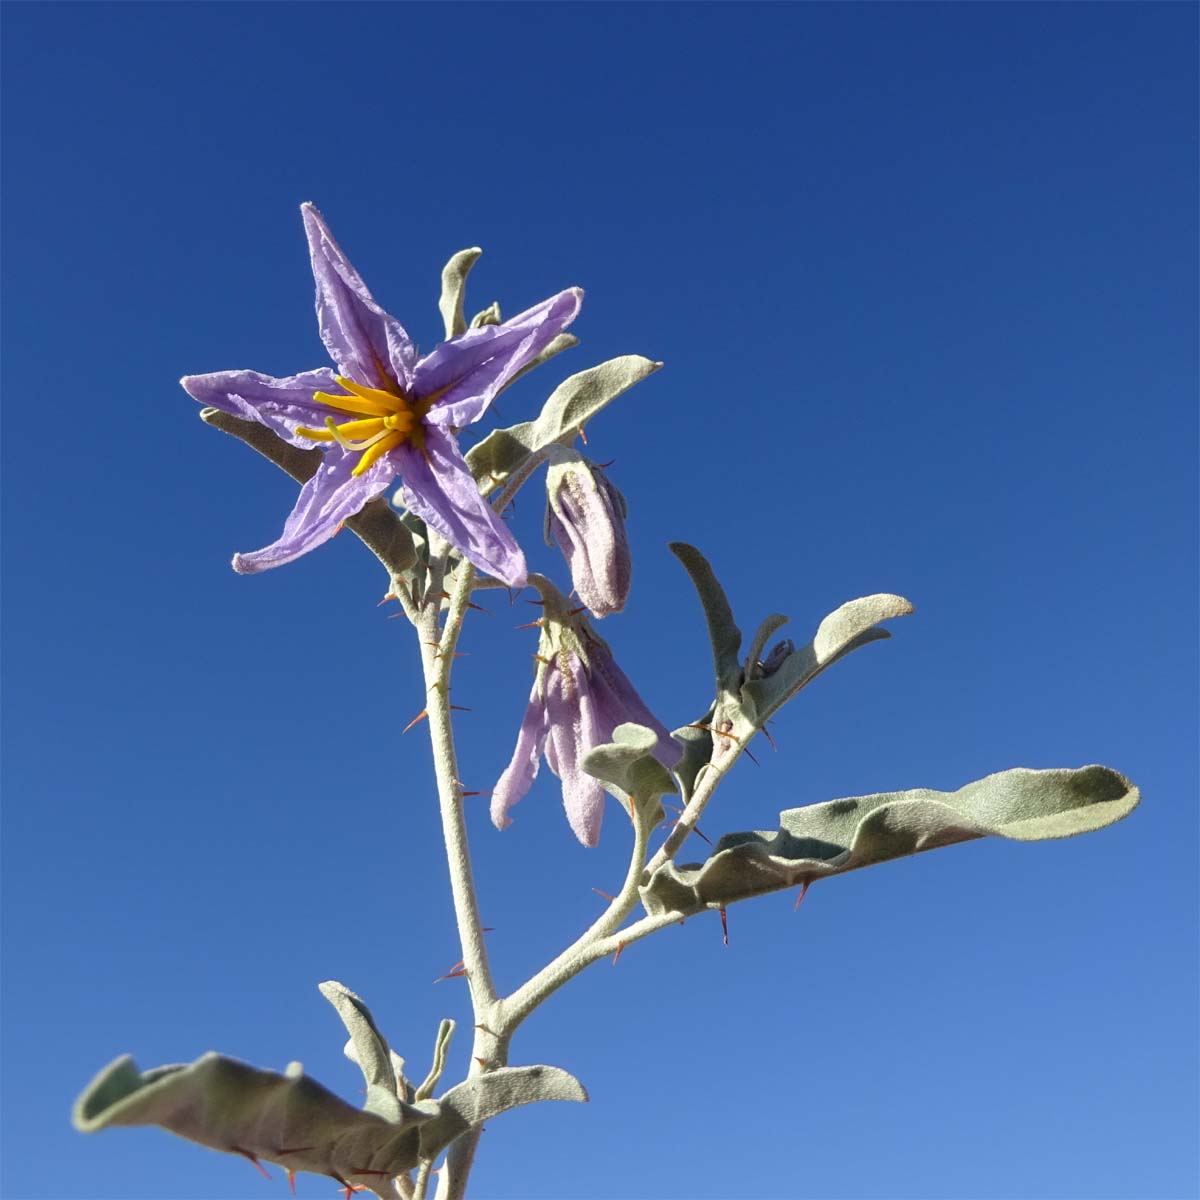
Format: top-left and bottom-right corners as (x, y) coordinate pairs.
(543, 445), (631, 618)
(492, 575), (679, 846)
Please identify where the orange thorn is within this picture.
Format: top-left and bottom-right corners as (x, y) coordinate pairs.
(532, 653), (551, 665)
(461, 789), (489, 797)
(466, 601), (490, 614)
(386, 612), (407, 620)
(568, 605), (587, 616)
(231, 1147), (270, 1179)
(450, 703), (471, 713)
(526, 598), (546, 606)
(597, 457), (616, 468)
(402, 709), (429, 734)
(513, 620), (543, 630)
(719, 907), (729, 946)
(287, 1167), (297, 1196)
(741, 746), (760, 766)
(474, 1056), (490, 1068)
(434, 959), (467, 983)
(578, 424), (588, 444)
(794, 880), (811, 910)
(611, 940), (626, 966)
(761, 725), (778, 751)
(694, 826), (713, 846)
(592, 888), (615, 901)
(377, 593), (397, 606)
(474, 1023), (497, 1034)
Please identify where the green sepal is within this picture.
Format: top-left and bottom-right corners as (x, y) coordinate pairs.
(641, 765), (1139, 917)
(669, 543), (743, 697)
(319, 981), (410, 1117)
(467, 355), (661, 491)
(740, 593), (913, 724)
(582, 721), (678, 826)
(438, 248), (483, 339)
(73, 1052), (587, 1198)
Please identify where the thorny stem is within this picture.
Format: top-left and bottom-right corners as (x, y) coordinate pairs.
(644, 745), (738, 875)
(414, 550), (498, 1200)
(501, 798), (656, 1028)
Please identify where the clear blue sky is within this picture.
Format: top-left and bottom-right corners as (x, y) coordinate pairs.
(2, 4), (1196, 1198)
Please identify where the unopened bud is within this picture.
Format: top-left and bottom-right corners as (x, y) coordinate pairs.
(760, 638), (795, 677)
(544, 447), (631, 618)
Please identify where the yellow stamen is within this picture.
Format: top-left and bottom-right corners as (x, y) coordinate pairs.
(295, 425), (336, 442)
(313, 389), (396, 418)
(335, 376), (411, 410)
(329, 417), (388, 439)
(351, 431), (405, 476)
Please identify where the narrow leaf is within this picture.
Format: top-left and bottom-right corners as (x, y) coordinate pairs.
(669, 543), (743, 695)
(438, 248), (483, 339)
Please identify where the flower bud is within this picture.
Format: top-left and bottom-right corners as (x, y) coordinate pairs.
(760, 638), (795, 677)
(544, 446), (631, 618)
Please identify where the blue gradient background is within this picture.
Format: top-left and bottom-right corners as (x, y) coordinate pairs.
(2, 4), (1196, 1199)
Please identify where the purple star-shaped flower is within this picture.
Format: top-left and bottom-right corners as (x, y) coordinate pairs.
(182, 204), (581, 586)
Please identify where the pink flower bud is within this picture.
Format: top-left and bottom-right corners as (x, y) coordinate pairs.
(544, 448), (631, 618)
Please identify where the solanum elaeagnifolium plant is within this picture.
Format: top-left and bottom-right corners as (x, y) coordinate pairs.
(73, 206), (1139, 1200)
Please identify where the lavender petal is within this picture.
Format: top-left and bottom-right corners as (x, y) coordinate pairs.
(301, 203), (416, 391)
(418, 289), (583, 430)
(397, 427), (527, 587)
(231, 448), (395, 574)
(181, 368), (339, 449)
(491, 685), (548, 832)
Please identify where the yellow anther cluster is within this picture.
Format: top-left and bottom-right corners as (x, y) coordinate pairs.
(296, 376), (427, 475)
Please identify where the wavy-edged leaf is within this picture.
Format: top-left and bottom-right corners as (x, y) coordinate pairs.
(642, 766), (1139, 917)
(741, 593), (913, 723)
(583, 722), (678, 825)
(417, 1066), (588, 1158)
(438, 248), (483, 339)
(73, 1053), (425, 1198)
(467, 355), (660, 488)
(75, 1052), (587, 1196)
(670, 543), (743, 695)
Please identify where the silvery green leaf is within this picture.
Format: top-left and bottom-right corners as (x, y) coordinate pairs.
(670, 707), (715, 801)
(740, 593), (913, 724)
(73, 1053), (427, 1198)
(501, 332), (579, 394)
(319, 981), (404, 1121)
(467, 356), (660, 490)
(641, 766), (1139, 917)
(414, 1019), (455, 1102)
(669, 543), (743, 696)
(469, 301), (502, 329)
(200, 408), (417, 576)
(582, 722), (679, 825)
(74, 1054), (587, 1196)
(438, 248), (482, 339)
(417, 1066), (588, 1159)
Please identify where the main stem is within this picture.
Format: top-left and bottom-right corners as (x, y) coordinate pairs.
(415, 552), (498, 1200)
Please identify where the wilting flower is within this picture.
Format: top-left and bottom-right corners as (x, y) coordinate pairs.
(181, 204), (581, 585)
(492, 578), (680, 846)
(544, 446), (631, 618)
